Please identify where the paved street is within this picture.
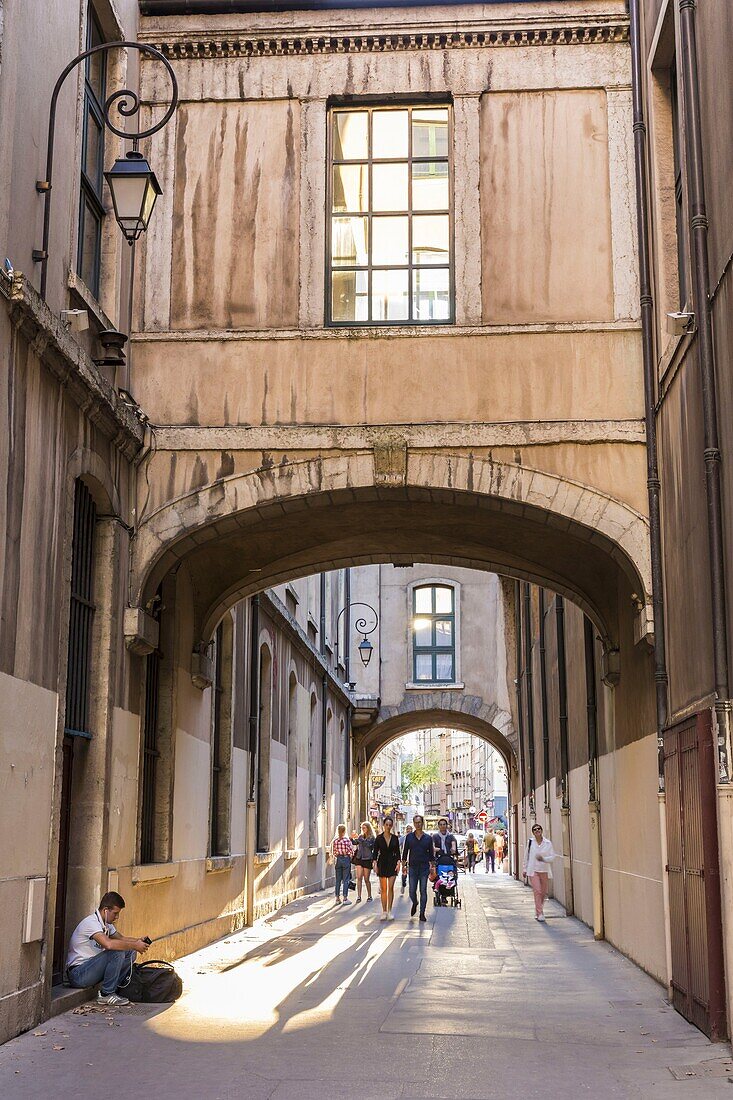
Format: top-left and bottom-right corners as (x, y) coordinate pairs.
(1, 872), (730, 1099)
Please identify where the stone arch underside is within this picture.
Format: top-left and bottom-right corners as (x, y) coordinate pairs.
(356, 702), (516, 774)
(131, 451), (652, 649)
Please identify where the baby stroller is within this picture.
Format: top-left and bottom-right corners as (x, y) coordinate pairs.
(432, 854), (462, 908)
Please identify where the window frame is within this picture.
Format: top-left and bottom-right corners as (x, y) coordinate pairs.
(411, 583), (457, 685)
(326, 100), (455, 328)
(77, 6), (107, 299)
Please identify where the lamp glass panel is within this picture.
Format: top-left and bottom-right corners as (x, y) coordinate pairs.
(332, 164), (369, 213)
(141, 179), (159, 226)
(109, 174), (148, 222)
(333, 112), (368, 160)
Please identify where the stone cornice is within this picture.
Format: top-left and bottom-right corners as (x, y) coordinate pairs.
(141, 18), (629, 59)
(0, 273), (145, 461)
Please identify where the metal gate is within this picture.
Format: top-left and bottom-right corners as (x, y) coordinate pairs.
(664, 713), (726, 1039)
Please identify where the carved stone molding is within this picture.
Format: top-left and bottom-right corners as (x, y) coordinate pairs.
(145, 23), (629, 61)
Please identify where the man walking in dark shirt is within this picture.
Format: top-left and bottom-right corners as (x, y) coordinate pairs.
(402, 814), (435, 922)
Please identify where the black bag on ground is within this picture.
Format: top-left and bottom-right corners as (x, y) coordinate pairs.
(120, 960), (183, 1003)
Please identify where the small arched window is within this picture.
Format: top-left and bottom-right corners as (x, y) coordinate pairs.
(413, 584), (455, 683)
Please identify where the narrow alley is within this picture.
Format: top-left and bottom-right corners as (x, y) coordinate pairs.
(0, 873), (727, 1100)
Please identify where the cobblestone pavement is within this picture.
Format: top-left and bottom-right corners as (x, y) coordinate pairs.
(1, 871), (731, 1099)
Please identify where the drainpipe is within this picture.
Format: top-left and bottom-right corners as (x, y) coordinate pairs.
(584, 617), (604, 940)
(629, 0), (674, 992)
(523, 583), (536, 817)
(678, 0), (732, 782)
(556, 596), (574, 916)
(515, 581), (527, 823)
(630, 0), (670, 790)
(245, 594), (260, 927)
(321, 672), (328, 889)
(538, 589), (551, 814)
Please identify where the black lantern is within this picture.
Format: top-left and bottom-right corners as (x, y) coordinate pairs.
(104, 150), (162, 244)
(358, 636), (373, 667)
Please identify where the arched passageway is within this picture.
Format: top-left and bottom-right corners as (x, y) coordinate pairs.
(130, 452), (652, 677)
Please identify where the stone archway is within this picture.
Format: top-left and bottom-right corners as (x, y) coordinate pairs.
(353, 704), (517, 827)
(129, 451), (652, 662)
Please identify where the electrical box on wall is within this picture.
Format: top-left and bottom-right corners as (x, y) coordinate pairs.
(22, 878), (46, 944)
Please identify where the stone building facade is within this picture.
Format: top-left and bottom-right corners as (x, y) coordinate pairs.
(1, 0), (731, 1051)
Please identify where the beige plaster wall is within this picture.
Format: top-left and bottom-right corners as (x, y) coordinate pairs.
(598, 732), (666, 982)
(171, 100), (300, 331)
(481, 89), (614, 323)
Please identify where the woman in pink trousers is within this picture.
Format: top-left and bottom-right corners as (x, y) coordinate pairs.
(522, 823), (557, 922)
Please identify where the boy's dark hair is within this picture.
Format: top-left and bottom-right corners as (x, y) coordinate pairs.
(99, 891), (125, 910)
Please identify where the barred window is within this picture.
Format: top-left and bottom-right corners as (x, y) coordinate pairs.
(328, 104), (453, 325)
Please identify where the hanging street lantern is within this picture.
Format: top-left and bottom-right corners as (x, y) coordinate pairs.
(358, 636), (374, 667)
(104, 151), (162, 244)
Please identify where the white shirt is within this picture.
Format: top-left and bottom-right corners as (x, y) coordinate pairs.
(66, 910), (116, 968)
(524, 837), (557, 877)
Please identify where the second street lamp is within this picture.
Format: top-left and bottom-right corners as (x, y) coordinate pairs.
(336, 602), (379, 675)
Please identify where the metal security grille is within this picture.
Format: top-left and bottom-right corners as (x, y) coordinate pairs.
(210, 622), (224, 856)
(65, 480), (96, 737)
(140, 590), (162, 864)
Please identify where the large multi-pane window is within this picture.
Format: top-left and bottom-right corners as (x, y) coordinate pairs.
(328, 104), (453, 325)
(77, 8), (106, 297)
(413, 584), (455, 683)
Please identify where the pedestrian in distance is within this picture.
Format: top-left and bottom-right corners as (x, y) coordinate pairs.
(331, 823), (355, 905)
(522, 823), (558, 921)
(353, 821), (375, 902)
(466, 831), (478, 873)
(495, 830), (505, 870)
(401, 824), (413, 895)
(484, 829), (496, 873)
(373, 815), (401, 921)
(402, 813), (435, 922)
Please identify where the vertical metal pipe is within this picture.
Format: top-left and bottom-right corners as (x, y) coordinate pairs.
(584, 617), (599, 803)
(538, 589), (551, 812)
(629, 0), (670, 793)
(319, 573), (327, 657)
(247, 595), (260, 802)
(344, 567), (351, 684)
(514, 581), (527, 810)
(523, 583), (536, 811)
(678, 0), (731, 781)
(556, 596), (570, 810)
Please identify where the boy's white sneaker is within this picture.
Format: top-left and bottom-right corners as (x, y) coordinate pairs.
(536, 914), (546, 923)
(97, 992), (130, 1007)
